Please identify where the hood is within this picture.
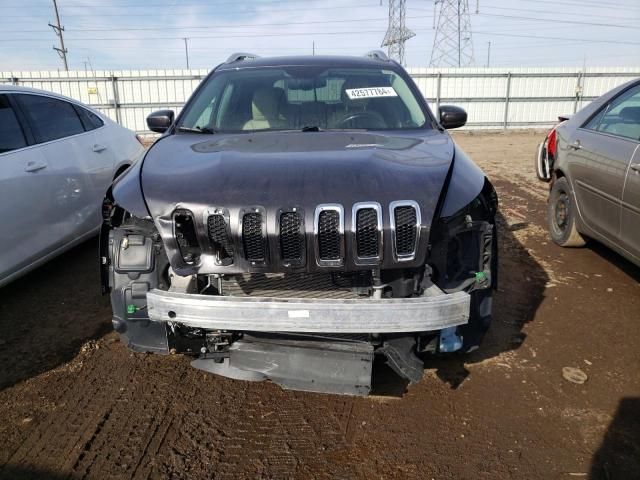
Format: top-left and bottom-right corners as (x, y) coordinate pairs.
(140, 129), (455, 274)
(142, 130), (453, 216)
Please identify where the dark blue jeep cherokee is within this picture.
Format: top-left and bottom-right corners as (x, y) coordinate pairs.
(100, 51), (498, 395)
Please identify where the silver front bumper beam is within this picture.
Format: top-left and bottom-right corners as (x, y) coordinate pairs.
(146, 289), (470, 333)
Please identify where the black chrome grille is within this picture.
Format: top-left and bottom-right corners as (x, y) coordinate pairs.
(242, 212), (266, 262)
(207, 214), (234, 261)
(196, 201), (421, 267)
(280, 211), (304, 264)
(394, 206), (418, 256)
(355, 208), (379, 258)
(318, 210), (341, 261)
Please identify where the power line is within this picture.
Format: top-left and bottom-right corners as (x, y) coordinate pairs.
(517, 0), (640, 12)
(0, 3), (383, 18)
(0, 29), (391, 42)
(17, 38), (600, 53)
(0, 0), (333, 8)
(2, 26), (640, 47)
(409, 6), (638, 29)
(476, 12), (637, 30)
(477, 4), (639, 22)
(546, 0), (640, 10)
(2, 15), (394, 33)
(2, 23), (640, 50)
(470, 29), (640, 46)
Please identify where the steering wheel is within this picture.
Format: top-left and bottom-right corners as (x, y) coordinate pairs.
(334, 111), (387, 129)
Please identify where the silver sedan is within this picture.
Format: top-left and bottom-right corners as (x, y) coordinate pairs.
(0, 85), (144, 287)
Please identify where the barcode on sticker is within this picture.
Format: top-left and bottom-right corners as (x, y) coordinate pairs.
(345, 87), (397, 99)
(288, 310), (310, 318)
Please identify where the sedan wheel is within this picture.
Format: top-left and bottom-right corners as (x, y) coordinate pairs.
(547, 177), (585, 247)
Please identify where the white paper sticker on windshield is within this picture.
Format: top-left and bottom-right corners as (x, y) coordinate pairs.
(345, 86), (397, 100)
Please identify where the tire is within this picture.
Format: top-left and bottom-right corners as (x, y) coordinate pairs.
(547, 176), (585, 247)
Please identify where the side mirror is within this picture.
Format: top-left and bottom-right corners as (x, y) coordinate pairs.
(439, 105), (467, 129)
(146, 109), (175, 133)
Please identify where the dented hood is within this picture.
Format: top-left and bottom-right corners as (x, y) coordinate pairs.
(139, 129), (455, 273)
(142, 130), (453, 218)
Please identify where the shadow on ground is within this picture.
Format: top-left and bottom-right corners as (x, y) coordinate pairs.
(587, 239), (640, 283)
(370, 208), (550, 394)
(0, 238), (111, 391)
(590, 397), (640, 479)
(427, 210), (549, 389)
(0, 465), (71, 480)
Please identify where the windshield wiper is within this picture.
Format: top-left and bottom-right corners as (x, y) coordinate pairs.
(301, 125), (322, 132)
(177, 126), (215, 134)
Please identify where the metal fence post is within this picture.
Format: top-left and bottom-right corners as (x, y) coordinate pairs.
(436, 72), (442, 116)
(503, 72), (512, 129)
(110, 75), (121, 125)
(11, 77), (19, 86)
(573, 71), (584, 114)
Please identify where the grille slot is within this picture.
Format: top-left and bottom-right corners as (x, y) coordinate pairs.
(318, 210), (340, 260)
(242, 211), (266, 262)
(207, 214), (234, 262)
(279, 211), (304, 265)
(354, 206), (381, 259)
(315, 205), (343, 265)
(391, 202), (420, 260)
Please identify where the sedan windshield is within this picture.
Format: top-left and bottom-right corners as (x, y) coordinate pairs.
(179, 66), (428, 132)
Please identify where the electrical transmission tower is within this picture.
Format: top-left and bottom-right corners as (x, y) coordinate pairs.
(429, 0), (475, 67)
(381, 0), (415, 65)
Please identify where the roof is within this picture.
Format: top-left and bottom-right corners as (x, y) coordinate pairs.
(0, 83), (76, 100)
(216, 54), (397, 71)
(0, 84), (107, 118)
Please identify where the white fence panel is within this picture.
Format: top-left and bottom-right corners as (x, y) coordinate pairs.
(2, 67), (639, 133)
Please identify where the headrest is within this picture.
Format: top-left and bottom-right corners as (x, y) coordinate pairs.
(251, 87), (283, 121)
(619, 106), (640, 122)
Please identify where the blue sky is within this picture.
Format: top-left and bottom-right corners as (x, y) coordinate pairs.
(1, 0), (639, 71)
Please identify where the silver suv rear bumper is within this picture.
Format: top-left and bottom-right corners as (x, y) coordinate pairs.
(146, 289), (470, 333)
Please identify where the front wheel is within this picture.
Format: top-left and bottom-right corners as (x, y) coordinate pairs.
(547, 177), (585, 247)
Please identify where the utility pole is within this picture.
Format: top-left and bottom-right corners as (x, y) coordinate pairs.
(486, 41), (491, 67)
(312, 41), (315, 56)
(183, 38), (190, 69)
(430, 0), (475, 67)
(49, 0), (68, 71)
(381, 0), (415, 65)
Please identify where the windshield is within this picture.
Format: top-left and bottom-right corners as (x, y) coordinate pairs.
(179, 65), (429, 132)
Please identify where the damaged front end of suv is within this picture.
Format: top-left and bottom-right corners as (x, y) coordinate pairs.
(100, 52), (498, 396)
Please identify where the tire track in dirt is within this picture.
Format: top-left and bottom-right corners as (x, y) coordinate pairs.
(131, 363), (363, 479)
(2, 343), (132, 477)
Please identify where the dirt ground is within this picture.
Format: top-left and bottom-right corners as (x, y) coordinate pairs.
(0, 131), (639, 480)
